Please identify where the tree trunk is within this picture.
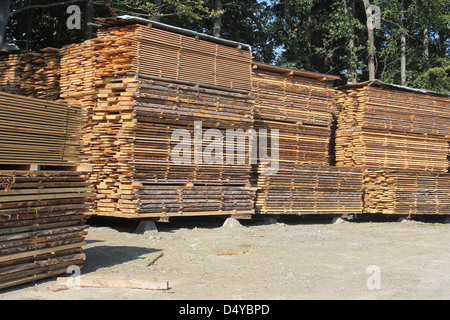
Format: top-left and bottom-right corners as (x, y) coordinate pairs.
(84, 0), (94, 40)
(305, 14), (312, 71)
(56, 8), (65, 46)
(400, 1), (406, 85)
(153, 0), (162, 22)
(0, 0), (11, 47)
(423, 26), (429, 59)
(363, 0), (376, 80)
(213, 0), (222, 38)
(25, 8), (35, 51)
(344, 0), (357, 83)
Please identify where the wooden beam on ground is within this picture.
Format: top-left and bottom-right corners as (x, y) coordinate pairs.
(56, 277), (169, 290)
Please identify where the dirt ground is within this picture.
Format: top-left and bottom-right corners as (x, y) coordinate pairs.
(0, 215), (449, 300)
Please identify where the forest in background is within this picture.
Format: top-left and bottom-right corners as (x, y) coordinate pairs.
(0, 0), (449, 92)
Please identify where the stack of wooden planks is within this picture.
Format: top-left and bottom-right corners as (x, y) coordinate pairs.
(110, 185), (255, 217)
(0, 170), (91, 290)
(252, 62), (338, 166)
(252, 62), (338, 126)
(251, 63), (364, 216)
(59, 17), (255, 218)
(364, 170), (450, 215)
(0, 92), (85, 166)
(0, 54), (22, 94)
(256, 163), (363, 215)
(336, 80), (450, 216)
(95, 17), (252, 91)
(0, 91), (90, 289)
(0, 49), (60, 100)
(336, 80), (450, 172)
(335, 127), (449, 172)
(59, 41), (100, 111)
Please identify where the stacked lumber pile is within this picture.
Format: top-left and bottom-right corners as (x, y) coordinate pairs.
(0, 49), (60, 100)
(0, 92), (85, 166)
(336, 80), (450, 215)
(252, 63), (364, 216)
(59, 41), (100, 111)
(253, 62), (338, 126)
(0, 92), (90, 290)
(59, 17), (255, 218)
(0, 171), (91, 290)
(336, 80), (450, 172)
(252, 62), (338, 166)
(93, 19), (252, 91)
(19, 49), (60, 100)
(364, 170), (450, 215)
(0, 54), (22, 94)
(336, 128), (448, 172)
(256, 164), (363, 215)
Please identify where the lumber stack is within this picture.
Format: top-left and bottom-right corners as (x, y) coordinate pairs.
(110, 185), (255, 217)
(336, 80), (450, 216)
(59, 18), (255, 218)
(335, 128), (448, 172)
(0, 54), (22, 94)
(19, 49), (60, 100)
(252, 62), (338, 166)
(364, 170), (450, 215)
(0, 92), (85, 166)
(256, 164), (364, 215)
(0, 91), (90, 290)
(94, 19), (252, 91)
(251, 63), (364, 216)
(0, 49), (60, 100)
(0, 170), (91, 290)
(252, 63), (338, 126)
(59, 41), (100, 111)
(336, 81), (450, 172)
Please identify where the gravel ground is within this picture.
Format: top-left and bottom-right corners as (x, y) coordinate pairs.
(1, 215), (449, 300)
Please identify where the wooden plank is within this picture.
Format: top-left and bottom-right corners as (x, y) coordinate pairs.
(56, 277), (169, 290)
(0, 242), (86, 263)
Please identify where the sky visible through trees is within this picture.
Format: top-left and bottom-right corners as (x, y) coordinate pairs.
(2, 0), (449, 92)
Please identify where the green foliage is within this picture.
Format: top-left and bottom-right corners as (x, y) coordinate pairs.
(2, 0), (449, 93)
(372, 0), (449, 92)
(208, 0), (277, 62)
(408, 57), (450, 94)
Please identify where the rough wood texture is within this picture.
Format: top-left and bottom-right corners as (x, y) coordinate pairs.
(251, 65), (336, 166)
(0, 49), (60, 100)
(336, 81), (450, 172)
(256, 163), (363, 215)
(59, 21), (255, 218)
(95, 22), (253, 91)
(252, 62), (338, 126)
(0, 171), (91, 290)
(251, 64), (363, 216)
(0, 92), (86, 166)
(364, 170), (450, 215)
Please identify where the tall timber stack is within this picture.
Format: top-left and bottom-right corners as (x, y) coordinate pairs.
(0, 92), (90, 290)
(251, 63), (364, 216)
(336, 80), (450, 216)
(59, 16), (255, 218)
(0, 49), (60, 100)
